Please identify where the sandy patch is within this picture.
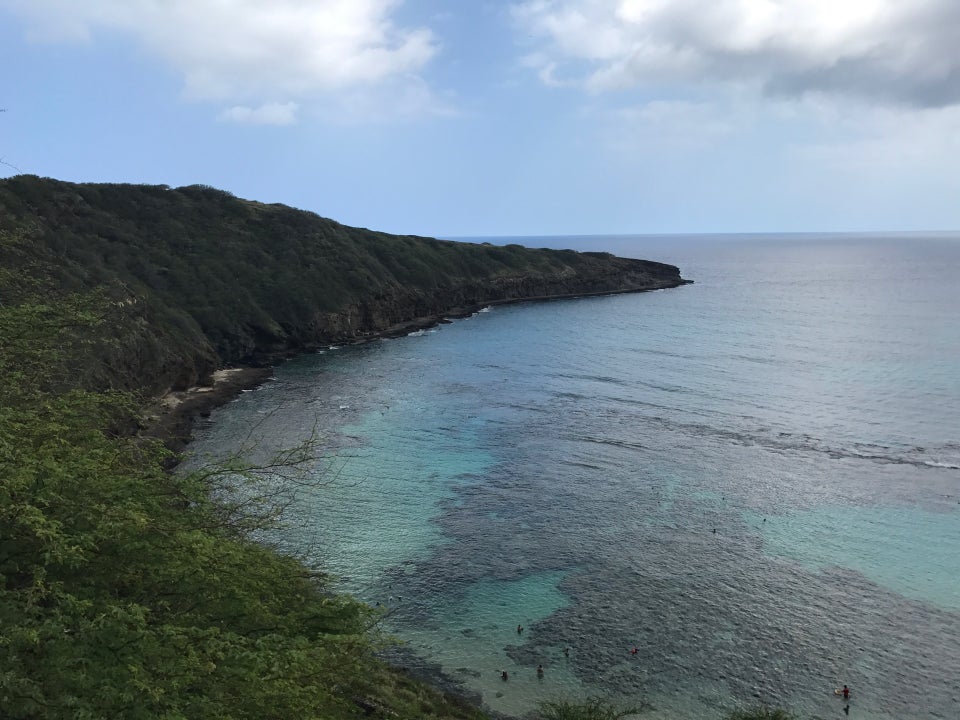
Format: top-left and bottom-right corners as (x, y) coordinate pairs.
(159, 394), (183, 410)
(211, 368), (246, 383)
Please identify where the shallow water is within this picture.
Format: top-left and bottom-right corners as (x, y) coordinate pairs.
(188, 234), (960, 719)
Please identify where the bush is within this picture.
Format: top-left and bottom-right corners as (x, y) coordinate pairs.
(726, 707), (796, 720)
(537, 697), (646, 720)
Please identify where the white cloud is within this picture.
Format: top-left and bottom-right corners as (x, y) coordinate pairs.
(512, 0), (960, 107)
(218, 102), (299, 126)
(787, 103), (960, 174)
(603, 99), (741, 151)
(7, 0), (440, 119)
(332, 76), (458, 124)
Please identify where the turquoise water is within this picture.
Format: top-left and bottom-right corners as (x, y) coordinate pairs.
(747, 507), (960, 611)
(188, 234), (960, 719)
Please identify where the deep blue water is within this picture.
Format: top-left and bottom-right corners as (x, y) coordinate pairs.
(187, 234), (960, 719)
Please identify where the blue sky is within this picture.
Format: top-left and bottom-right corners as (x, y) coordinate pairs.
(2, 0), (959, 237)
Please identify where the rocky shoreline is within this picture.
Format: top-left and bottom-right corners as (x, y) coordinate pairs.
(139, 366), (274, 457)
(138, 282), (691, 717)
(141, 281), (691, 456)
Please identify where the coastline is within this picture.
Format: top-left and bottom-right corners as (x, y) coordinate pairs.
(139, 366), (274, 457)
(138, 282), (692, 718)
(141, 281), (692, 456)
(380, 646), (515, 720)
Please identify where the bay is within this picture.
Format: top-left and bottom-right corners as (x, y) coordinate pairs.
(187, 234), (960, 719)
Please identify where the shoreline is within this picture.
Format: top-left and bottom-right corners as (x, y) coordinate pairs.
(138, 366), (275, 457)
(380, 646), (515, 720)
(140, 280), (692, 456)
(138, 282), (692, 717)
(292, 277), (693, 352)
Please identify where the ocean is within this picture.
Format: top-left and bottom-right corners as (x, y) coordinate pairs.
(185, 234), (960, 719)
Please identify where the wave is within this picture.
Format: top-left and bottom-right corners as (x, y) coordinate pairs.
(923, 461), (960, 470)
(579, 416), (960, 472)
(551, 371), (633, 388)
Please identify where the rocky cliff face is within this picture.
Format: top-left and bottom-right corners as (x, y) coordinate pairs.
(252, 258), (687, 361)
(0, 176), (690, 398)
(145, 258), (689, 450)
(91, 256), (688, 396)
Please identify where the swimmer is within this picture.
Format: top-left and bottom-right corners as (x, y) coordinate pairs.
(631, 647), (638, 655)
(517, 624), (523, 634)
(563, 647), (570, 657)
(501, 671), (508, 681)
(537, 664), (544, 677)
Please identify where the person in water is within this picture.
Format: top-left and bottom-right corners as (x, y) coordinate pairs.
(501, 670), (508, 681)
(842, 685), (850, 700)
(517, 624), (523, 634)
(537, 664), (544, 677)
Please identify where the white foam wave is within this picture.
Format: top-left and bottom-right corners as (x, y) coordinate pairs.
(923, 461), (960, 470)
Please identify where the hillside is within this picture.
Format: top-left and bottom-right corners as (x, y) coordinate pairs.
(0, 176), (688, 400)
(0, 176), (691, 720)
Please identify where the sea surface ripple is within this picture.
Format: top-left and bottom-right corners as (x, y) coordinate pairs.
(187, 234), (960, 719)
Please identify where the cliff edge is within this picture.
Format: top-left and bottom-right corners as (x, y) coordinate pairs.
(0, 175), (689, 402)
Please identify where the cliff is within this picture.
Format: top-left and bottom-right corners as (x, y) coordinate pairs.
(0, 176), (688, 401)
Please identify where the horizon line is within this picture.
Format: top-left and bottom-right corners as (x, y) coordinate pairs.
(440, 229), (960, 241)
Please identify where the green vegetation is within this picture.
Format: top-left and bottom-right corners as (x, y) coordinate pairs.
(0, 232), (489, 718)
(0, 178), (670, 719)
(535, 697), (645, 719)
(725, 708), (797, 720)
(0, 177), (738, 719)
(0, 176), (684, 397)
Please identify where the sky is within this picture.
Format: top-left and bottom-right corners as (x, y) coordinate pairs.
(2, 0), (960, 237)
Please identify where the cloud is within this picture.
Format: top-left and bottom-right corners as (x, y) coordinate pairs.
(786, 102), (960, 175)
(603, 100), (741, 152)
(218, 102), (299, 126)
(512, 0), (960, 107)
(7, 0), (440, 118)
